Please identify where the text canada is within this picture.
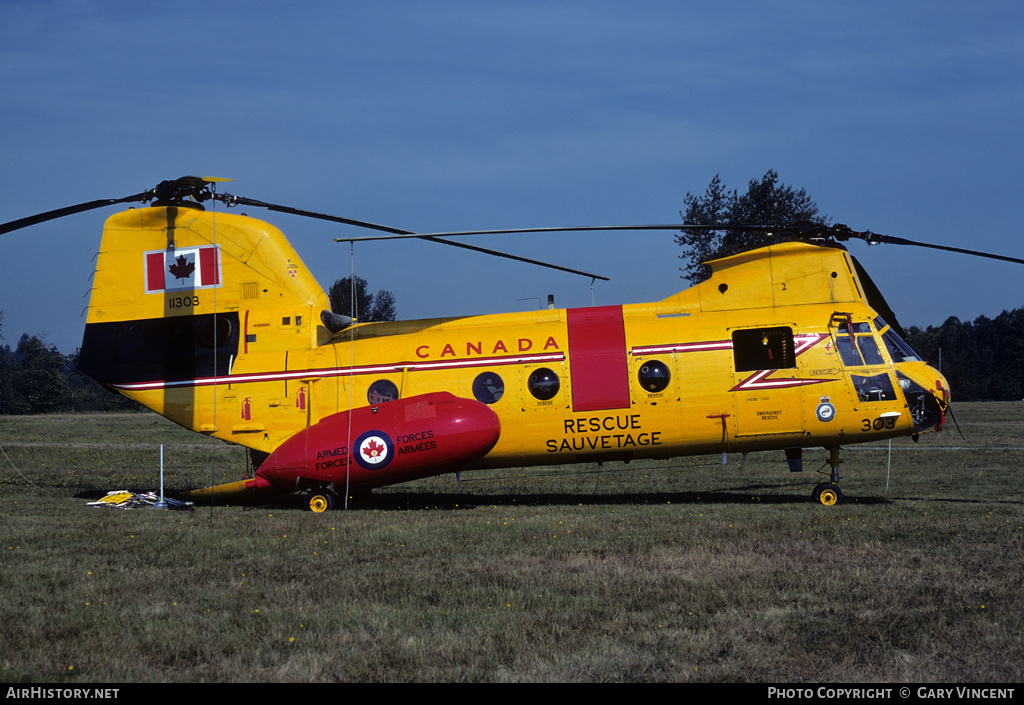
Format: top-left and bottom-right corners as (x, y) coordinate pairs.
(415, 336), (560, 359)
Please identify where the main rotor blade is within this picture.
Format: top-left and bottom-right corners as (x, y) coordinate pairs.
(417, 235), (609, 280)
(0, 192), (152, 236)
(336, 224), (687, 242)
(847, 231), (1024, 266)
(217, 194), (609, 280)
(215, 194), (412, 235)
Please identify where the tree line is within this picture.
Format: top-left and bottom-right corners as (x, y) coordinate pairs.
(0, 334), (141, 414)
(904, 311), (1024, 401)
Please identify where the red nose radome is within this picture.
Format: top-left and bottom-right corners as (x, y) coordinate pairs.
(256, 392), (501, 492)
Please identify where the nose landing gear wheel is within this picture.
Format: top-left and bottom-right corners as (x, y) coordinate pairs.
(813, 483), (843, 506)
(306, 489), (337, 513)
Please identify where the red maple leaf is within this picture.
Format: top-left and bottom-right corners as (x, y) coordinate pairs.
(168, 254), (195, 281)
(362, 439), (384, 459)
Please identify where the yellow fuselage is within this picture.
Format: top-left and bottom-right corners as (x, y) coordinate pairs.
(79, 206), (948, 488)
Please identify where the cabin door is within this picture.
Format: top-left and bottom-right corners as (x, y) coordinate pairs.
(730, 325), (805, 437)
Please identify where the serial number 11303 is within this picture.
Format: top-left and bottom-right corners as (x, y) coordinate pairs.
(168, 295), (200, 309)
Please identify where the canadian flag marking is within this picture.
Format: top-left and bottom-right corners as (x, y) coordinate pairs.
(144, 245), (222, 293)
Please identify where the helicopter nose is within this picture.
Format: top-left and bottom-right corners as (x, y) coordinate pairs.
(898, 368), (949, 434)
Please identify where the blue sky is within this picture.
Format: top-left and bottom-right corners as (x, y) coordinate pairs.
(2, 1), (1022, 353)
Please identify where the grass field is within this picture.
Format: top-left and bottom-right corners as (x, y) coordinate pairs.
(0, 403), (1021, 683)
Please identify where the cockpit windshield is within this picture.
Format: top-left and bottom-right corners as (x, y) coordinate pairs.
(874, 317), (923, 363)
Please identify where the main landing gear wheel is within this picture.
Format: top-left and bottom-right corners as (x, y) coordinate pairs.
(813, 483), (843, 506)
(306, 488), (337, 513)
(812, 446), (845, 506)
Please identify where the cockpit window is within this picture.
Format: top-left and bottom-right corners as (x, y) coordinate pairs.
(836, 337), (862, 366)
(835, 326), (885, 367)
(873, 319), (924, 364)
(854, 336), (885, 365)
(851, 373), (898, 402)
(882, 331), (922, 363)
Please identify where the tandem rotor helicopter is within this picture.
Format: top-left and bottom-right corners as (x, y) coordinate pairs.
(4, 176), (1022, 509)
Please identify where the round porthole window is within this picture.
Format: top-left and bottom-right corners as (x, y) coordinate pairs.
(367, 379), (399, 404)
(527, 367), (560, 401)
(472, 372), (504, 405)
(637, 360), (671, 393)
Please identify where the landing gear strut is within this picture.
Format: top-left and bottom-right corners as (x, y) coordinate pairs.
(812, 447), (844, 506)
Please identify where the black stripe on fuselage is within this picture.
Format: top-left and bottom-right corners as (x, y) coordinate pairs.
(79, 312), (240, 386)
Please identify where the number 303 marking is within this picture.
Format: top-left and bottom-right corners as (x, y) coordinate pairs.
(862, 416), (897, 431)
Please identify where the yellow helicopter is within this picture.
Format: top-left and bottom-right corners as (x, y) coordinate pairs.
(4, 176), (1017, 510)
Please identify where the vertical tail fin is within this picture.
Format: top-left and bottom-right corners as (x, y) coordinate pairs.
(80, 204), (333, 442)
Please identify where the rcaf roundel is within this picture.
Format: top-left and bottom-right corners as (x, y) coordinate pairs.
(353, 430), (394, 471)
(145, 245), (222, 293)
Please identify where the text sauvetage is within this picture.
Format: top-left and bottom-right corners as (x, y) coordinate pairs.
(546, 413), (662, 453)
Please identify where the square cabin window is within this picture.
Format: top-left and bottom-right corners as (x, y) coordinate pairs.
(732, 327), (796, 372)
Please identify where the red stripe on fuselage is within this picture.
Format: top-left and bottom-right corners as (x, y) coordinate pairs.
(566, 305), (630, 412)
